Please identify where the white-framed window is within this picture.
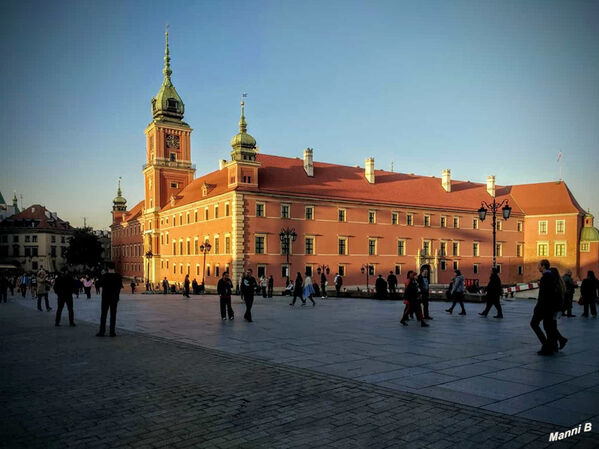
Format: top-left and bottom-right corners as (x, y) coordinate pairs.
(225, 203), (230, 217)
(554, 241), (567, 257)
(518, 265), (523, 275)
(338, 265), (346, 277)
(305, 206), (314, 220)
(422, 240), (431, 256)
(473, 263), (479, 275)
(538, 220), (548, 235)
(537, 241), (549, 257)
(305, 265), (313, 277)
(225, 235), (231, 254)
(406, 213), (414, 226)
(281, 204), (290, 219)
(338, 237), (348, 255)
(581, 242), (590, 252)
(517, 243), (523, 257)
(556, 220), (565, 234)
(424, 215), (431, 227)
(453, 216), (460, 228)
(186, 212), (190, 224)
(255, 234), (266, 254)
(214, 205), (219, 219)
(391, 212), (399, 225)
(472, 242), (479, 257)
(368, 238), (377, 256)
(204, 207), (209, 220)
(496, 242), (503, 257)
(440, 241), (447, 256)
(397, 239), (406, 256)
(453, 260), (459, 271)
(305, 236), (314, 255)
(452, 241), (460, 256)
(496, 220), (502, 231)
(496, 264), (502, 274)
(517, 221), (523, 232)
(256, 202), (265, 217)
(440, 260), (446, 271)
(394, 264), (401, 276)
(440, 216), (447, 228)
(196, 264), (200, 276)
(338, 208), (346, 222)
(214, 236), (220, 254)
(473, 218), (479, 230)
(368, 210), (376, 224)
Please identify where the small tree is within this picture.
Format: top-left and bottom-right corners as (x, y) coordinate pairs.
(65, 228), (103, 269)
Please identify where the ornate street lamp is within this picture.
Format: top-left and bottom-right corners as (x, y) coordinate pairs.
(360, 264), (372, 292)
(478, 199), (512, 268)
(316, 265), (330, 276)
(145, 250), (153, 286)
(279, 227), (297, 278)
(199, 241), (212, 288)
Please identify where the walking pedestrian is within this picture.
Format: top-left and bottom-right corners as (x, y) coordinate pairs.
(8, 275), (15, 296)
(561, 270), (576, 317)
(130, 280), (136, 295)
(36, 269), (52, 311)
(550, 267), (568, 351)
(96, 262), (123, 337)
(30, 275), (38, 298)
(446, 270), (466, 315)
(479, 267), (503, 318)
(94, 277), (101, 295)
(290, 272), (305, 306)
(531, 259), (564, 355)
(580, 270), (598, 317)
(334, 272), (343, 297)
(267, 275), (274, 298)
(162, 277), (169, 294)
(320, 271), (328, 299)
(192, 278), (199, 295)
(83, 275), (93, 299)
(375, 274), (387, 299)
(217, 271), (234, 321)
(417, 268), (432, 319)
(400, 271), (429, 327)
(19, 273), (29, 297)
(183, 274), (190, 298)
(303, 272), (316, 306)
(54, 268), (75, 327)
(241, 269), (257, 322)
(387, 271), (398, 296)
(0, 273), (8, 303)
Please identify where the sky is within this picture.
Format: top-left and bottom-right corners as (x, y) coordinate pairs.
(1, 0), (598, 229)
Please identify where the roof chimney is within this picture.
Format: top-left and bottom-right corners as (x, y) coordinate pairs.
(487, 175), (496, 197)
(365, 157), (375, 184)
(303, 148), (313, 177)
(219, 159), (227, 170)
(442, 169), (451, 192)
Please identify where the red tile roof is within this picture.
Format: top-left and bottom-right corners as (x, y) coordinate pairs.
(1, 204), (73, 230)
(123, 154), (584, 217)
(123, 200), (144, 222)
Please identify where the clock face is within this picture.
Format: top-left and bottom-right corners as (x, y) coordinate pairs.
(165, 134), (180, 149)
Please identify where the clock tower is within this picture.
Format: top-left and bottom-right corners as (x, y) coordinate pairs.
(142, 28), (195, 283)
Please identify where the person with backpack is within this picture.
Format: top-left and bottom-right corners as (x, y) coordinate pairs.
(446, 270), (466, 315)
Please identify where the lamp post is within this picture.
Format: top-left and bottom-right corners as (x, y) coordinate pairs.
(478, 199), (512, 268)
(145, 250), (153, 286)
(199, 241), (212, 288)
(316, 265), (330, 276)
(360, 264), (371, 292)
(279, 227), (297, 278)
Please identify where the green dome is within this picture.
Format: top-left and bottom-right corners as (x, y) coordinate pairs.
(581, 226), (599, 242)
(112, 180), (127, 212)
(230, 130), (256, 149)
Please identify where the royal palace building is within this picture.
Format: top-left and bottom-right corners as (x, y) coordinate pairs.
(111, 33), (599, 291)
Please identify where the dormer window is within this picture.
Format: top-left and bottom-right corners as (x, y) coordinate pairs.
(167, 98), (179, 111)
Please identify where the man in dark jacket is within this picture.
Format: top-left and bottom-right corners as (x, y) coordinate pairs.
(96, 262), (123, 337)
(387, 271), (398, 296)
(479, 267), (503, 318)
(183, 274), (190, 299)
(375, 274), (387, 299)
(562, 270), (576, 317)
(217, 271), (234, 320)
(531, 259), (563, 355)
(54, 269), (75, 327)
(240, 269), (257, 322)
(417, 268), (432, 319)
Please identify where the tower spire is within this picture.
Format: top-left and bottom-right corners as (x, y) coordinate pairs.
(163, 24), (172, 83)
(239, 93), (248, 133)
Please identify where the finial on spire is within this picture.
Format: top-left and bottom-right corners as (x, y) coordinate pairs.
(239, 93), (248, 133)
(117, 177), (122, 196)
(163, 24), (172, 81)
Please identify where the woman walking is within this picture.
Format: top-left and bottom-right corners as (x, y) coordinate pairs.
(290, 273), (304, 306)
(400, 271), (428, 327)
(479, 267), (503, 318)
(303, 272), (316, 306)
(580, 271), (598, 317)
(83, 275), (93, 299)
(446, 270), (466, 315)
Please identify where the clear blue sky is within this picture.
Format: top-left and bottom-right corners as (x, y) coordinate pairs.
(1, 0), (598, 229)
